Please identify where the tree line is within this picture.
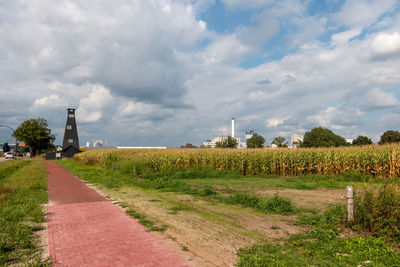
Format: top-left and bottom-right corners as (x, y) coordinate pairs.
(246, 127), (400, 148)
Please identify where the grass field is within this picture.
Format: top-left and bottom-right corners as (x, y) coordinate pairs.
(0, 159), (48, 266)
(61, 151), (400, 266)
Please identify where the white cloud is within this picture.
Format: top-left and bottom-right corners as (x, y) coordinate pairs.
(362, 88), (399, 109)
(221, 0), (273, 9)
(370, 32), (400, 60)
(267, 117), (288, 128)
(335, 0), (396, 28)
(30, 95), (66, 113)
(331, 29), (362, 46)
(1, 0), (400, 146)
(76, 85), (112, 123)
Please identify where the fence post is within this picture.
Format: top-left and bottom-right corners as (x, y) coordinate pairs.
(346, 186), (354, 221)
(133, 165), (136, 176)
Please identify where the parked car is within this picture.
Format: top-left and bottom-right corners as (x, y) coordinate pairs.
(5, 152), (15, 159)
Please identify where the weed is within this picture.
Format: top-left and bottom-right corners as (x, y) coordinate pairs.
(167, 206), (188, 215)
(238, 205), (400, 266)
(221, 192), (296, 215)
(270, 225), (280, 230)
(148, 199), (163, 202)
(181, 245), (189, 251)
(351, 184), (400, 243)
(125, 209), (168, 232)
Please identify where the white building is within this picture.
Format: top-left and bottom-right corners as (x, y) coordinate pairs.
(290, 134), (303, 148)
(202, 118), (241, 148)
(86, 140), (103, 148)
(202, 136), (241, 148)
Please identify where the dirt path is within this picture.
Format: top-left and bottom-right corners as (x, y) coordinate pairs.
(46, 161), (189, 266)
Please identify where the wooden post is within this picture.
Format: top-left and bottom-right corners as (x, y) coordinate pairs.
(133, 165), (136, 176)
(346, 186), (354, 221)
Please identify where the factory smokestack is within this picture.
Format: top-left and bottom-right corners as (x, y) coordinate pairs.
(232, 118), (235, 138)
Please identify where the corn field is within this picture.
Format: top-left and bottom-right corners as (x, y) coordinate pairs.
(74, 145), (400, 178)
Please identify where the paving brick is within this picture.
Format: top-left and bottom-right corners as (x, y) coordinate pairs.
(47, 161), (190, 266)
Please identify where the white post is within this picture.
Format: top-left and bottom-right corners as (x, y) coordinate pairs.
(231, 118), (235, 138)
(346, 186), (354, 221)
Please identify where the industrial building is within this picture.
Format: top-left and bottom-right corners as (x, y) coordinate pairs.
(202, 118), (241, 148)
(290, 134), (303, 148)
(86, 140), (103, 148)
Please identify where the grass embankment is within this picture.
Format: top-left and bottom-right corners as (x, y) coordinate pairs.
(0, 160), (48, 265)
(60, 159), (400, 266)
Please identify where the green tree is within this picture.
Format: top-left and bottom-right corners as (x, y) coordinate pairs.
(215, 141), (224, 148)
(12, 118), (56, 157)
(272, 136), (288, 147)
(216, 136), (238, 148)
(352, 135), (373, 146)
(379, 130), (400, 145)
(225, 136), (238, 148)
(246, 135), (265, 148)
(301, 127), (347, 148)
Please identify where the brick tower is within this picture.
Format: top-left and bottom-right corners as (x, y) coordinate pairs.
(62, 108), (81, 157)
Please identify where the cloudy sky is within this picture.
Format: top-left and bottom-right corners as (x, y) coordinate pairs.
(1, 0), (400, 147)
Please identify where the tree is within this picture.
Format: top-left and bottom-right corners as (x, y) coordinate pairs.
(215, 136), (238, 148)
(246, 135), (265, 148)
(352, 135), (373, 146)
(12, 118), (56, 157)
(301, 127), (347, 148)
(225, 136), (238, 148)
(215, 141), (224, 148)
(379, 130), (400, 145)
(272, 136), (288, 147)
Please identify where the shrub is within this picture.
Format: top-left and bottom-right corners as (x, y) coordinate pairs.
(353, 184), (400, 242)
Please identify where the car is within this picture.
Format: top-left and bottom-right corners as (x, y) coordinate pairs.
(5, 152), (15, 159)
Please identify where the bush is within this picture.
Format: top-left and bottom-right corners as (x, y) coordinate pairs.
(353, 184), (400, 242)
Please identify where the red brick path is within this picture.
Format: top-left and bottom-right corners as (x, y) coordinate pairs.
(46, 161), (190, 266)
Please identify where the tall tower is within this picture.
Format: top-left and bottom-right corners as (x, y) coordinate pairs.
(231, 118), (235, 138)
(62, 108), (81, 157)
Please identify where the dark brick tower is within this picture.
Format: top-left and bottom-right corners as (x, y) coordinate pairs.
(62, 108), (81, 157)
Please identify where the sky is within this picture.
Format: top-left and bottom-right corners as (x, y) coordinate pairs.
(1, 0), (400, 147)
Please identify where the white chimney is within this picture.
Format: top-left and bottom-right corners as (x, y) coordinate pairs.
(231, 118), (235, 138)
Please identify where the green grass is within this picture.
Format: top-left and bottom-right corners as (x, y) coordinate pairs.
(351, 184), (400, 243)
(125, 209), (168, 232)
(59, 160), (296, 215)
(220, 192), (296, 215)
(0, 160), (48, 265)
(238, 205), (400, 266)
(187, 171), (377, 191)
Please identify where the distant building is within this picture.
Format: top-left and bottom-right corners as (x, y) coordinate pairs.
(245, 129), (258, 140)
(202, 136), (241, 148)
(86, 140), (103, 148)
(290, 134), (303, 148)
(202, 118), (242, 148)
(180, 143), (198, 149)
(1, 142), (26, 153)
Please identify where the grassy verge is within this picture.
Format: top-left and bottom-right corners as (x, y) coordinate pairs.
(0, 160), (48, 265)
(238, 205), (400, 266)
